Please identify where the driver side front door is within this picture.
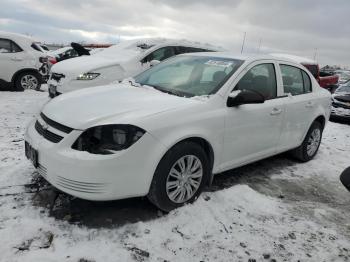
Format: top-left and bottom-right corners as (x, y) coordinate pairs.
(221, 62), (285, 171)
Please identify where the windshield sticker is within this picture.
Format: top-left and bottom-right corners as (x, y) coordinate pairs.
(205, 60), (233, 67)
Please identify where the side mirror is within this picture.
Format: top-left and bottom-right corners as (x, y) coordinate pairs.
(150, 60), (161, 67)
(227, 89), (265, 107)
(340, 167), (350, 192)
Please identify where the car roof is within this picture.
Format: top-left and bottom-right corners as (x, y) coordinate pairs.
(181, 52), (310, 65)
(0, 31), (37, 43)
(0, 31), (42, 51)
(269, 53), (318, 65)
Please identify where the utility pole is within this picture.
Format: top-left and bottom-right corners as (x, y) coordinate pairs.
(241, 32), (246, 54)
(257, 38), (262, 54)
(313, 48), (318, 61)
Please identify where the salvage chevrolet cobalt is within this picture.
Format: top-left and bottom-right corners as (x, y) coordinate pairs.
(25, 53), (331, 211)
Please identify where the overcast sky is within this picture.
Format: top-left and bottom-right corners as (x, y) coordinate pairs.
(1, 0), (349, 66)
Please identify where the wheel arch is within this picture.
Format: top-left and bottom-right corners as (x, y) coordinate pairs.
(301, 114), (326, 143)
(160, 136), (215, 186)
(314, 115), (326, 130)
(11, 68), (42, 84)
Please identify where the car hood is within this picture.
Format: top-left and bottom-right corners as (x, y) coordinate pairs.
(50, 54), (132, 77)
(42, 84), (200, 130)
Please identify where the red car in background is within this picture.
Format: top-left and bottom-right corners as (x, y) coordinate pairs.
(303, 63), (339, 93)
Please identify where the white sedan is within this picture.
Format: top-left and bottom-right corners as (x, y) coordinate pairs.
(25, 53), (331, 211)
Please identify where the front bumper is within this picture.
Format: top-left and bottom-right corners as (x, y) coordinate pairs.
(24, 119), (166, 201)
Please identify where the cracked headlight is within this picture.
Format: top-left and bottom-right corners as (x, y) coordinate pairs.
(76, 72), (100, 80)
(72, 125), (145, 154)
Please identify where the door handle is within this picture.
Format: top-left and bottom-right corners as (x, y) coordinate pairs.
(305, 102), (314, 108)
(270, 108), (282, 115)
(11, 57), (23, 61)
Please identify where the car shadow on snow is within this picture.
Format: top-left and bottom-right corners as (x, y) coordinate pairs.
(29, 152), (347, 228)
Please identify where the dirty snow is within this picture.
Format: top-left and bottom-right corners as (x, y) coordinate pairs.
(0, 88), (350, 262)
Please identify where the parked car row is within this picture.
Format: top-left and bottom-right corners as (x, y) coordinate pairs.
(24, 52), (331, 211)
(47, 38), (220, 97)
(331, 81), (350, 121)
(0, 31), (334, 211)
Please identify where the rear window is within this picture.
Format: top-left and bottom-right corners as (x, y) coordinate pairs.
(31, 43), (44, 52)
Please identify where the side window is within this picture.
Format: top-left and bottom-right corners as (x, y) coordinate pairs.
(0, 39), (11, 53)
(141, 46), (175, 63)
(302, 70), (312, 93)
(235, 63), (277, 100)
(280, 65), (311, 95)
(11, 42), (22, 52)
(176, 46), (212, 54)
(0, 39), (21, 53)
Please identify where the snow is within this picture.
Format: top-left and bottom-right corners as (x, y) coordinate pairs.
(1, 88), (350, 261)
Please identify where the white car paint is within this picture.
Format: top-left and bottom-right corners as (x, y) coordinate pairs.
(25, 53), (331, 204)
(48, 38), (220, 96)
(0, 31), (46, 86)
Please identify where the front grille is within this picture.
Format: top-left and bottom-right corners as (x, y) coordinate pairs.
(333, 101), (350, 110)
(40, 113), (73, 134)
(35, 121), (63, 143)
(56, 176), (106, 194)
(51, 73), (65, 82)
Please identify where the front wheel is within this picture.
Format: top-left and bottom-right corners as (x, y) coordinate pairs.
(291, 121), (323, 162)
(148, 142), (210, 212)
(15, 72), (41, 91)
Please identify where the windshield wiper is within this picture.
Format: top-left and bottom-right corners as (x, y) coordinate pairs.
(122, 77), (141, 87)
(150, 85), (192, 97)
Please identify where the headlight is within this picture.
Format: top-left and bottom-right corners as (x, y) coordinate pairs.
(76, 72), (100, 80)
(72, 125), (145, 155)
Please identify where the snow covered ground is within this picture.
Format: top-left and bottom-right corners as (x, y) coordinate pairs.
(0, 88), (350, 262)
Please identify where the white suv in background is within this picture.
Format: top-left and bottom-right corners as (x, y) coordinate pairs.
(0, 31), (48, 91)
(48, 38), (220, 97)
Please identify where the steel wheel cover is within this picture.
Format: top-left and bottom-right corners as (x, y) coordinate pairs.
(307, 128), (321, 156)
(166, 155), (203, 204)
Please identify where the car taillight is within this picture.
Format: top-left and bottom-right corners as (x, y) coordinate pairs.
(48, 57), (57, 64)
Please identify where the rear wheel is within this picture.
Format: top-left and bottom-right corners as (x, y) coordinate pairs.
(291, 121), (323, 162)
(148, 142), (209, 212)
(15, 71), (41, 91)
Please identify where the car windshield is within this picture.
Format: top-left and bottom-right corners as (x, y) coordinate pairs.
(134, 55), (244, 97)
(336, 85), (350, 93)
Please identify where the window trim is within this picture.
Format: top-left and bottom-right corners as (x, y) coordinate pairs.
(233, 62), (278, 101)
(280, 64), (313, 96)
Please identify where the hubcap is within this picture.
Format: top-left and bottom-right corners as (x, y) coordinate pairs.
(166, 155), (203, 204)
(307, 128), (321, 156)
(21, 75), (38, 89)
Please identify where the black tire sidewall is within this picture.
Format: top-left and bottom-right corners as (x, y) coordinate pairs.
(15, 72), (41, 91)
(301, 121), (323, 161)
(148, 142), (210, 212)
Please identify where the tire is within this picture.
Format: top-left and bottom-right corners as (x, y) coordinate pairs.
(14, 71), (41, 91)
(148, 141), (210, 212)
(290, 121), (323, 162)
